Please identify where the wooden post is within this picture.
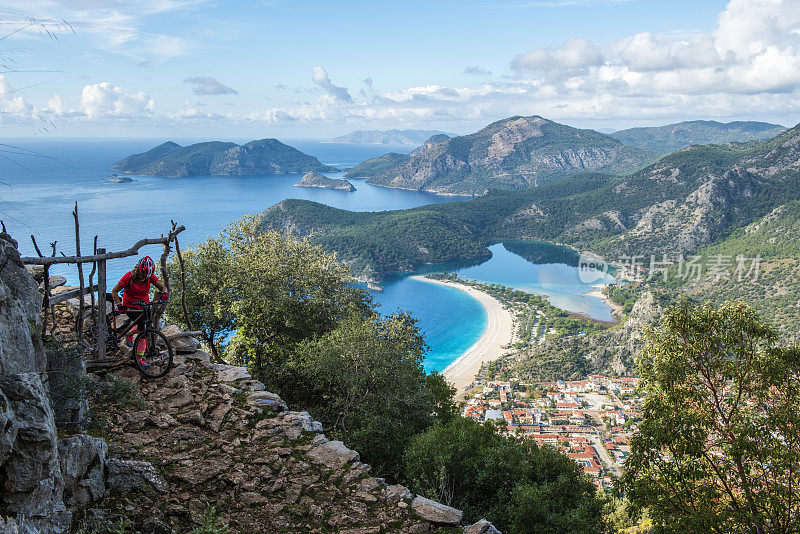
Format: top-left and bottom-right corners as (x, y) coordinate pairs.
(96, 248), (107, 360)
(73, 202), (86, 337)
(42, 264), (51, 341)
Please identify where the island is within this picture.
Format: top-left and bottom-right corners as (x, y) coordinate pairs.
(293, 172), (356, 191)
(105, 175), (134, 183)
(113, 139), (338, 178)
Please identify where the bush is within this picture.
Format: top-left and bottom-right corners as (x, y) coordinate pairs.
(404, 417), (605, 533)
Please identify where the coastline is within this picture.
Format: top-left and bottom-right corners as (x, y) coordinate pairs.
(410, 275), (515, 395)
(586, 284), (624, 320)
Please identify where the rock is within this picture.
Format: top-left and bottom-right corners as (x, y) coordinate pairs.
(307, 440), (359, 469)
(384, 484), (413, 503)
(47, 343), (89, 429)
(464, 519), (502, 534)
(212, 363), (251, 382)
(0, 373), (70, 532)
(207, 401), (233, 432)
(358, 477), (385, 492)
(247, 391), (288, 412)
(25, 264), (44, 282)
(411, 496), (463, 526)
(0, 233), (46, 375)
(57, 435), (108, 506)
(43, 275), (67, 289)
(106, 458), (168, 494)
(161, 325), (201, 354)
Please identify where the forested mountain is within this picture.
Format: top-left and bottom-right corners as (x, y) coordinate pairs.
(354, 115), (658, 195)
(260, 123), (800, 334)
(114, 139), (338, 177)
(611, 120), (786, 154)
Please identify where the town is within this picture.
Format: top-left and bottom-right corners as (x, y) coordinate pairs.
(462, 374), (641, 490)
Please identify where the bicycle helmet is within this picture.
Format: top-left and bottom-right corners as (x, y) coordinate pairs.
(138, 256), (155, 278)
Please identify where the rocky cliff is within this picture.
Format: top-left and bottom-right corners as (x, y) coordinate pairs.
(114, 139), (338, 178)
(293, 171), (355, 191)
(359, 116), (657, 195)
(0, 231), (499, 533)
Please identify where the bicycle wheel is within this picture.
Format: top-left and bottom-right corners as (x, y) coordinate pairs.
(132, 329), (173, 379)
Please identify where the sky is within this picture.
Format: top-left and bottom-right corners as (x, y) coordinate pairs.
(1, 0), (799, 139)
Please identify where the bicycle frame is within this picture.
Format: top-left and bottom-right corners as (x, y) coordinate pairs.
(108, 301), (166, 343)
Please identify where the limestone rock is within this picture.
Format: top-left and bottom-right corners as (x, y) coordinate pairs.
(57, 435), (108, 506)
(106, 458), (168, 494)
(0, 233), (46, 375)
(464, 519), (502, 534)
(0, 373), (69, 533)
(307, 440), (359, 468)
(384, 484), (413, 503)
(212, 363), (251, 382)
(161, 324), (201, 354)
(247, 391), (288, 412)
(411, 496), (463, 526)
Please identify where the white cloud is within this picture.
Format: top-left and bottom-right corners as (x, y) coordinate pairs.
(512, 38), (603, 71)
(79, 82), (156, 118)
(311, 66), (352, 103)
(184, 76), (238, 96)
(0, 1), (207, 62)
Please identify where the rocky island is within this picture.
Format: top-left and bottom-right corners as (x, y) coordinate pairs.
(113, 139), (338, 178)
(293, 171), (356, 191)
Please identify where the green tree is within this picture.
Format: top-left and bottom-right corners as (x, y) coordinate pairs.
(404, 417), (605, 533)
(289, 312), (455, 475)
(167, 236), (233, 361)
(620, 301), (800, 534)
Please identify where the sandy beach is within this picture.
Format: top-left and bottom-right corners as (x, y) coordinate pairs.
(586, 284), (624, 320)
(410, 275), (515, 395)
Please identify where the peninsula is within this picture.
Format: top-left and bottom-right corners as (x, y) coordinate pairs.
(293, 171), (356, 191)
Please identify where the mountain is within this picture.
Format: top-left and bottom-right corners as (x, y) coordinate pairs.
(611, 120), (786, 154)
(331, 129), (452, 145)
(356, 115), (659, 195)
(294, 171), (355, 191)
(114, 139), (338, 177)
(344, 152), (410, 179)
(260, 123), (800, 334)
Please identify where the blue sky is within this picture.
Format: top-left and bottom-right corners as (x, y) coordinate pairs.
(1, 0), (798, 138)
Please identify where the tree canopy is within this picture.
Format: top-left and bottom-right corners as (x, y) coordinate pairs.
(620, 300), (800, 534)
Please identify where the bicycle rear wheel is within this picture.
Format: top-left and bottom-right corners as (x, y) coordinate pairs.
(132, 329), (173, 379)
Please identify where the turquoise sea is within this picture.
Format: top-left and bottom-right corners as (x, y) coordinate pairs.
(0, 139), (612, 372)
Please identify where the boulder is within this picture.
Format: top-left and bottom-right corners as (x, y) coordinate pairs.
(384, 484), (413, 503)
(247, 391), (288, 412)
(161, 324), (201, 354)
(106, 458), (168, 494)
(57, 435), (108, 506)
(212, 363), (251, 383)
(42, 275), (67, 289)
(307, 440), (360, 469)
(411, 496), (463, 526)
(464, 519), (502, 534)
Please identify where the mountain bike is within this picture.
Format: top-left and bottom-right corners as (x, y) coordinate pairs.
(84, 298), (174, 379)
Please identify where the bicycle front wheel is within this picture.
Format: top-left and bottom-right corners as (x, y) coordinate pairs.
(132, 329), (174, 379)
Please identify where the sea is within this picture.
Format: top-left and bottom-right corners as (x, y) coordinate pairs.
(0, 138), (613, 372)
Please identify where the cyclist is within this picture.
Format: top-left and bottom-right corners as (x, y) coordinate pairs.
(111, 256), (168, 357)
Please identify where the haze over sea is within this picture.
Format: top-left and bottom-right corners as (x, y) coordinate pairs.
(1, 139), (612, 371)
